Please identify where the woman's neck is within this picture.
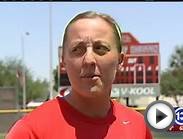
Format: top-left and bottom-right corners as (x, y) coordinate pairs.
(64, 89), (111, 118)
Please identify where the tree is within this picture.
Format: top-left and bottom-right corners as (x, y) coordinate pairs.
(170, 45), (183, 69)
(161, 69), (183, 106)
(0, 57), (49, 106)
(0, 57), (22, 87)
(160, 45), (183, 106)
(26, 78), (49, 102)
(53, 66), (59, 92)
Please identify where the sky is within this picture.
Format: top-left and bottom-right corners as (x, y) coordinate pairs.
(0, 2), (183, 81)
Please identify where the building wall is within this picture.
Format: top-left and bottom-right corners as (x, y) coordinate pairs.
(0, 87), (20, 133)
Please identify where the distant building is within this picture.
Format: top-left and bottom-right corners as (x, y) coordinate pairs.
(0, 87), (17, 109)
(0, 87), (19, 133)
(114, 32), (160, 84)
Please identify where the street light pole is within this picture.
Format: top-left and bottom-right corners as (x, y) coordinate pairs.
(21, 32), (29, 109)
(49, 2), (53, 99)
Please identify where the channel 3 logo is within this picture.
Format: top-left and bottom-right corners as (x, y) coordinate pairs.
(169, 107), (183, 132)
(175, 107), (183, 125)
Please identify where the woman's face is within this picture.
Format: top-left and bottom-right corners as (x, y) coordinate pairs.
(62, 17), (123, 98)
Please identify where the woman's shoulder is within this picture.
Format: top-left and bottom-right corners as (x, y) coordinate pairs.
(112, 100), (144, 121)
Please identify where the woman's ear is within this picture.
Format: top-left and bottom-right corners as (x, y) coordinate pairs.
(117, 52), (125, 71)
(61, 56), (65, 66)
(59, 46), (66, 70)
(62, 55), (66, 67)
(118, 52), (124, 64)
(60, 56), (67, 72)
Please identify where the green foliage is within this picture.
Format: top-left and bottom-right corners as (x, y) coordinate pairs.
(169, 45), (183, 69)
(161, 69), (183, 96)
(53, 66), (59, 92)
(0, 57), (22, 86)
(0, 57), (49, 106)
(160, 45), (183, 106)
(26, 78), (48, 101)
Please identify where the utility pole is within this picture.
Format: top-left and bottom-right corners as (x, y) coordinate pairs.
(49, 2), (53, 99)
(21, 32), (29, 109)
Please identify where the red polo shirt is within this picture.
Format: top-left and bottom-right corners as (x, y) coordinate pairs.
(6, 97), (152, 139)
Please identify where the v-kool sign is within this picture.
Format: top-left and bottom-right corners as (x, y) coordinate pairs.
(111, 84), (160, 97)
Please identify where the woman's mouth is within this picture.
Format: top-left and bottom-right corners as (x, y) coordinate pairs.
(80, 74), (101, 80)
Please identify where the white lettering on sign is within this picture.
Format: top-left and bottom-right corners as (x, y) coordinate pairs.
(130, 45), (159, 54)
(111, 86), (156, 97)
(124, 87), (155, 95)
(111, 88), (120, 97)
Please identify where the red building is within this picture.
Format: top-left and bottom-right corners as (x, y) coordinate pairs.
(114, 32), (159, 84)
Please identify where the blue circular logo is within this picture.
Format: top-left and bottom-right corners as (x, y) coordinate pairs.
(175, 107), (183, 125)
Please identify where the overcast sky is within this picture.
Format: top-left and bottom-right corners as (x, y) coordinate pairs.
(0, 2), (183, 80)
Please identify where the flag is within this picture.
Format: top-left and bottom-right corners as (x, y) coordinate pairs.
(16, 68), (24, 87)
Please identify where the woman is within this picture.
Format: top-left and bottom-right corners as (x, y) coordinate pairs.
(6, 11), (152, 139)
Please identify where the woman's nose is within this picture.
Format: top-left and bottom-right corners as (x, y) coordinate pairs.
(82, 47), (96, 66)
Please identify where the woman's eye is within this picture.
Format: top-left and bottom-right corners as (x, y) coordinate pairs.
(71, 45), (85, 56)
(94, 45), (110, 55)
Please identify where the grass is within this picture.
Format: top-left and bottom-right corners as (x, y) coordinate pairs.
(0, 133), (5, 139)
(153, 131), (183, 139)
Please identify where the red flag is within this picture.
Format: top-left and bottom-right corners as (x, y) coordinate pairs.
(16, 69), (24, 87)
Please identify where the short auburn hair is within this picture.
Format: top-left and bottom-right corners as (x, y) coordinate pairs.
(62, 11), (122, 54)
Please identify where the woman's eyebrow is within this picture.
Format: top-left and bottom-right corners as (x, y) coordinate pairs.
(70, 40), (84, 47)
(94, 40), (111, 48)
